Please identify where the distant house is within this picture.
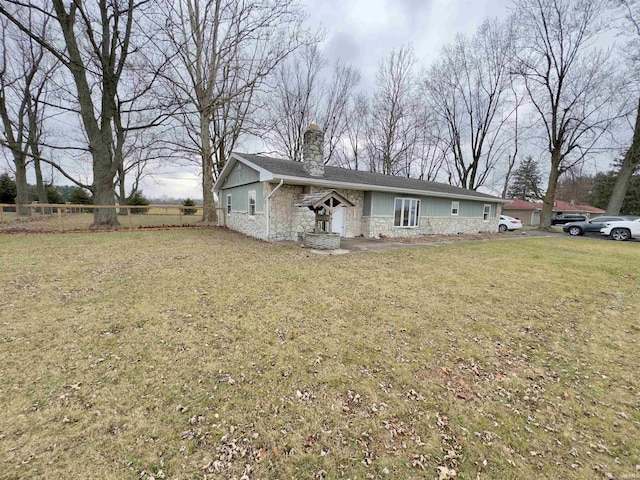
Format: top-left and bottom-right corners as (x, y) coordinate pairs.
(213, 125), (509, 242)
(503, 199), (605, 226)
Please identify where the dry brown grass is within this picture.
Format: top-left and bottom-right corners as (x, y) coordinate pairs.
(0, 208), (203, 232)
(0, 229), (638, 479)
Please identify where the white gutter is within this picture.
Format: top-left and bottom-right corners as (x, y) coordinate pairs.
(266, 179), (285, 241)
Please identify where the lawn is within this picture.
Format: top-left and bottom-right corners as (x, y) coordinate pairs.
(0, 206), (204, 232)
(0, 229), (638, 479)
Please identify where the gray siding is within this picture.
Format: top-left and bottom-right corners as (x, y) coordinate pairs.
(369, 191), (497, 218)
(223, 163), (260, 188)
(221, 182), (264, 213)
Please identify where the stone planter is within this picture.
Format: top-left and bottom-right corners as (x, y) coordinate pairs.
(304, 232), (340, 250)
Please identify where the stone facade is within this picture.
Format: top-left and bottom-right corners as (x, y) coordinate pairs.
(304, 232), (341, 250)
(267, 183), (365, 241)
(226, 211), (267, 240)
(230, 180), (498, 241)
(302, 126), (325, 177)
(362, 215), (498, 238)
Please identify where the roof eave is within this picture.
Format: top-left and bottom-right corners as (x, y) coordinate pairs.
(271, 174), (509, 203)
(213, 153), (275, 192)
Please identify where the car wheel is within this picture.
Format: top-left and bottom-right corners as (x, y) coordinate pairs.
(499, 224), (508, 232)
(568, 226), (582, 236)
(611, 228), (631, 241)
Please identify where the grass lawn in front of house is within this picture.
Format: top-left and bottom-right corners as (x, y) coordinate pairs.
(0, 229), (638, 479)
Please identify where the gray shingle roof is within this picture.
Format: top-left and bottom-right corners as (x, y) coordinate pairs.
(236, 153), (504, 202)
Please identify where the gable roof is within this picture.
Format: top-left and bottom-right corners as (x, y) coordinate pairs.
(553, 200), (605, 214)
(503, 199), (540, 211)
(294, 190), (355, 209)
(215, 153), (509, 204)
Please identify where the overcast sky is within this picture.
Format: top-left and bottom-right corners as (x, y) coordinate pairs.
(305, 0), (511, 86)
(143, 0), (514, 199)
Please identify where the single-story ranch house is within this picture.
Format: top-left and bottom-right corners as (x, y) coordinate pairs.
(213, 125), (510, 242)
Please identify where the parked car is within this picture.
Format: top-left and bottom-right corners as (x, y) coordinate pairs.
(498, 215), (523, 232)
(562, 215), (639, 236)
(600, 218), (640, 241)
(551, 214), (588, 225)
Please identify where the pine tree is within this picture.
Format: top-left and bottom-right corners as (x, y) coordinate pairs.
(0, 173), (17, 204)
(507, 156), (543, 201)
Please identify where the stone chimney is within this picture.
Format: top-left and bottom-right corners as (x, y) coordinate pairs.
(302, 124), (324, 177)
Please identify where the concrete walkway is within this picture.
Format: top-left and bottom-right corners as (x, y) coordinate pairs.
(337, 230), (556, 253)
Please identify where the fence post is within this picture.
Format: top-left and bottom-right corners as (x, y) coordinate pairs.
(0, 205), (3, 223)
(58, 207), (62, 230)
(179, 206), (183, 226)
(127, 207), (133, 229)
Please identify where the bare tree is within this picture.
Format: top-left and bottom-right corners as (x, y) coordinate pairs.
(513, 0), (624, 228)
(366, 45), (420, 175)
(263, 44), (325, 162)
(423, 17), (516, 190)
(607, 0), (640, 214)
(334, 93), (369, 170)
(162, 0), (311, 222)
(0, 1), (166, 227)
(0, 14), (50, 209)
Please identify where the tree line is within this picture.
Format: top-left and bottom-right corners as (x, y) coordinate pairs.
(0, 0), (638, 228)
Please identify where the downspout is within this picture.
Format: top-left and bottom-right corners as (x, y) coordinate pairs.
(266, 179), (284, 241)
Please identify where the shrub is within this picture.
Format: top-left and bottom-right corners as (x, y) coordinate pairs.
(182, 198), (197, 215)
(68, 187), (93, 205)
(126, 191), (150, 214)
(0, 173), (17, 204)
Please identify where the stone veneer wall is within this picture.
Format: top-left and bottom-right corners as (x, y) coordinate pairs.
(302, 127), (325, 177)
(226, 211), (267, 240)
(268, 184), (304, 241)
(268, 183), (365, 241)
(362, 215), (498, 238)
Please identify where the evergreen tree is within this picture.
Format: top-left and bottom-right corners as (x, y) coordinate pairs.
(507, 156), (543, 201)
(182, 198), (197, 215)
(68, 187), (93, 205)
(126, 191), (150, 214)
(587, 171), (640, 216)
(0, 173), (17, 204)
(46, 185), (64, 204)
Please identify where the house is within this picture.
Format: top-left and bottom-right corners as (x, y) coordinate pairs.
(213, 125), (510, 242)
(503, 199), (605, 226)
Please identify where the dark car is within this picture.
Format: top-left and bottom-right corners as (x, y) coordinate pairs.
(562, 215), (640, 236)
(551, 214), (588, 225)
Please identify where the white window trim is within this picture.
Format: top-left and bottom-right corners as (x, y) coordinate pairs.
(226, 194), (232, 214)
(451, 201), (460, 216)
(483, 204), (491, 222)
(394, 197), (420, 228)
(248, 190), (256, 216)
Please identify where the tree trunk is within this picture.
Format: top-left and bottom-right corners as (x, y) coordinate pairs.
(14, 154), (29, 215)
(117, 165), (128, 215)
(606, 99), (640, 214)
(539, 152), (562, 229)
(91, 151), (119, 228)
(200, 116), (217, 223)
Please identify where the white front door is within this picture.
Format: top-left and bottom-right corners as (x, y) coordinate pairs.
(331, 206), (346, 237)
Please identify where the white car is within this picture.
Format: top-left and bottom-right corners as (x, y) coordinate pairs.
(498, 215), (523, 232)
(600, 218), (640, 241)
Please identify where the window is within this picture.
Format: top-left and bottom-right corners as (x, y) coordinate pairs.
(394, 198), (420, 227)
(226, 194), (232, 214)
(483, 204), (491, 221)
(248, 190), (256, 216)
(451, 201), (459, 216)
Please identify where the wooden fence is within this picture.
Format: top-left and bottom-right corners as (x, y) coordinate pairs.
(0, 203), (227, 232)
